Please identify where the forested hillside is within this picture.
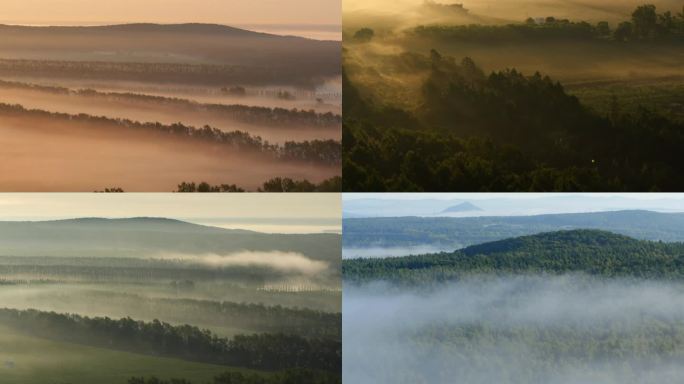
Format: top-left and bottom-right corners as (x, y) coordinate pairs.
(343, 3), (684, 191)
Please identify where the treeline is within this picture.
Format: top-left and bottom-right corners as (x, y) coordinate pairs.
(343, 229), (684, 284)
(412, 4), (684, 43)
(0, 58), (330, 88)
(343, 52), (684, 191)
(177, 177), (342, 192)
(128, 369), (341, 384)
(0, 79), (341, 129)
(0, 308), (341, 373)
(0, 103), (341, 166)
(21, 289), (341, 340)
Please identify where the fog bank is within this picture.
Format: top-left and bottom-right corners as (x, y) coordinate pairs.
(344, 275), (684, 383)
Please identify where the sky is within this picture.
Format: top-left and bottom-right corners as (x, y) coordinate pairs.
(0, 193), (341, 234)
(0, 0), (341, 40)
(343, 193), (684, 218)
(344, 193), (684, 201)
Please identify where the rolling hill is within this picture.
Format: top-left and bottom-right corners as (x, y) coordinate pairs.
(343, 229), (684, 283)
(0, 218), (341, 278)
(0, 23), (340, 86)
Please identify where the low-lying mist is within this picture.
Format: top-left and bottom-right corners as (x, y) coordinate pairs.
(153, 251), (329, 275)
(344, 0), (684, 28)
(0, 76), (342, 114)
(0, 88), (338, 144)
(344, 275), (684, 384)
(0, 115), (338, 191)
(342, 245), (456, 259)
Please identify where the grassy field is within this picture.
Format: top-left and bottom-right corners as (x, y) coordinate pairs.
(567, 77), (684, 122)
(0, 324), (260, 384)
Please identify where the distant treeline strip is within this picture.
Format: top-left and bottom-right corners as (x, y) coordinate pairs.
(0, 308), (341, 373)
(16, 288), (341, 340)
(0, 58), (331, 88)
(412, 4), (684, 43)
(0, 103), (340, 166)
(176, 176), (342, 192)
(128, 369), (341, 384)
(0, 79), (341, 128)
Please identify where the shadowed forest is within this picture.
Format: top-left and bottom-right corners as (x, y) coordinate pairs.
(0, 24), (341, 191)
(343, 198), (684, 383)
(343, 1), (684, 191)
(0, 217), (341, 384)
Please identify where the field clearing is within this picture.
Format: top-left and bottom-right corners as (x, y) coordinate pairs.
(0, 324), (251, 384)
(567, 77), (684, 121)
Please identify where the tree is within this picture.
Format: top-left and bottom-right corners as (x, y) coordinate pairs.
(353, 28), (375, 42)
(596, 21), (611, 36)
(614, 21), (634, 41)
(632, 4), (658, 39)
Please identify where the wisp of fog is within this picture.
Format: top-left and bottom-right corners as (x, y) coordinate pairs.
(342, 245), (457, 259)
(153, 251), (328, 275)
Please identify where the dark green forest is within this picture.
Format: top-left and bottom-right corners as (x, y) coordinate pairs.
(343, 229), (684, 284)
(0, 308), (340, 373)
(343, 4), (684, 191)
(128, 369), (340, 384)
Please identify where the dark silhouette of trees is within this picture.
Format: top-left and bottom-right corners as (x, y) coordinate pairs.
(128, 368), (341, 384)
(176, 177), (342, 192)
(632, 4), (659, 39)
(0, 103), (341, 166)
(0, 79), (341, 129)
(353, 28), (375, 43)
(0, 309), (341, 373)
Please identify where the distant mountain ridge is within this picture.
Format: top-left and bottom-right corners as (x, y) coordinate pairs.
(344, 210), (684, 249)
(32, 217), (238, 231)
(0, 22), (341, 87)
(441, 202), (482, 213)
(343, 229), (684, 283)
(0, 23), (279, 38)
(0, 217), (341, 266)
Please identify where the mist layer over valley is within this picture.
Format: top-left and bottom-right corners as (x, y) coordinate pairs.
(345, 275), (684, 384)
(0, 216), (342, 383)
(0, 23), (342, 191)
